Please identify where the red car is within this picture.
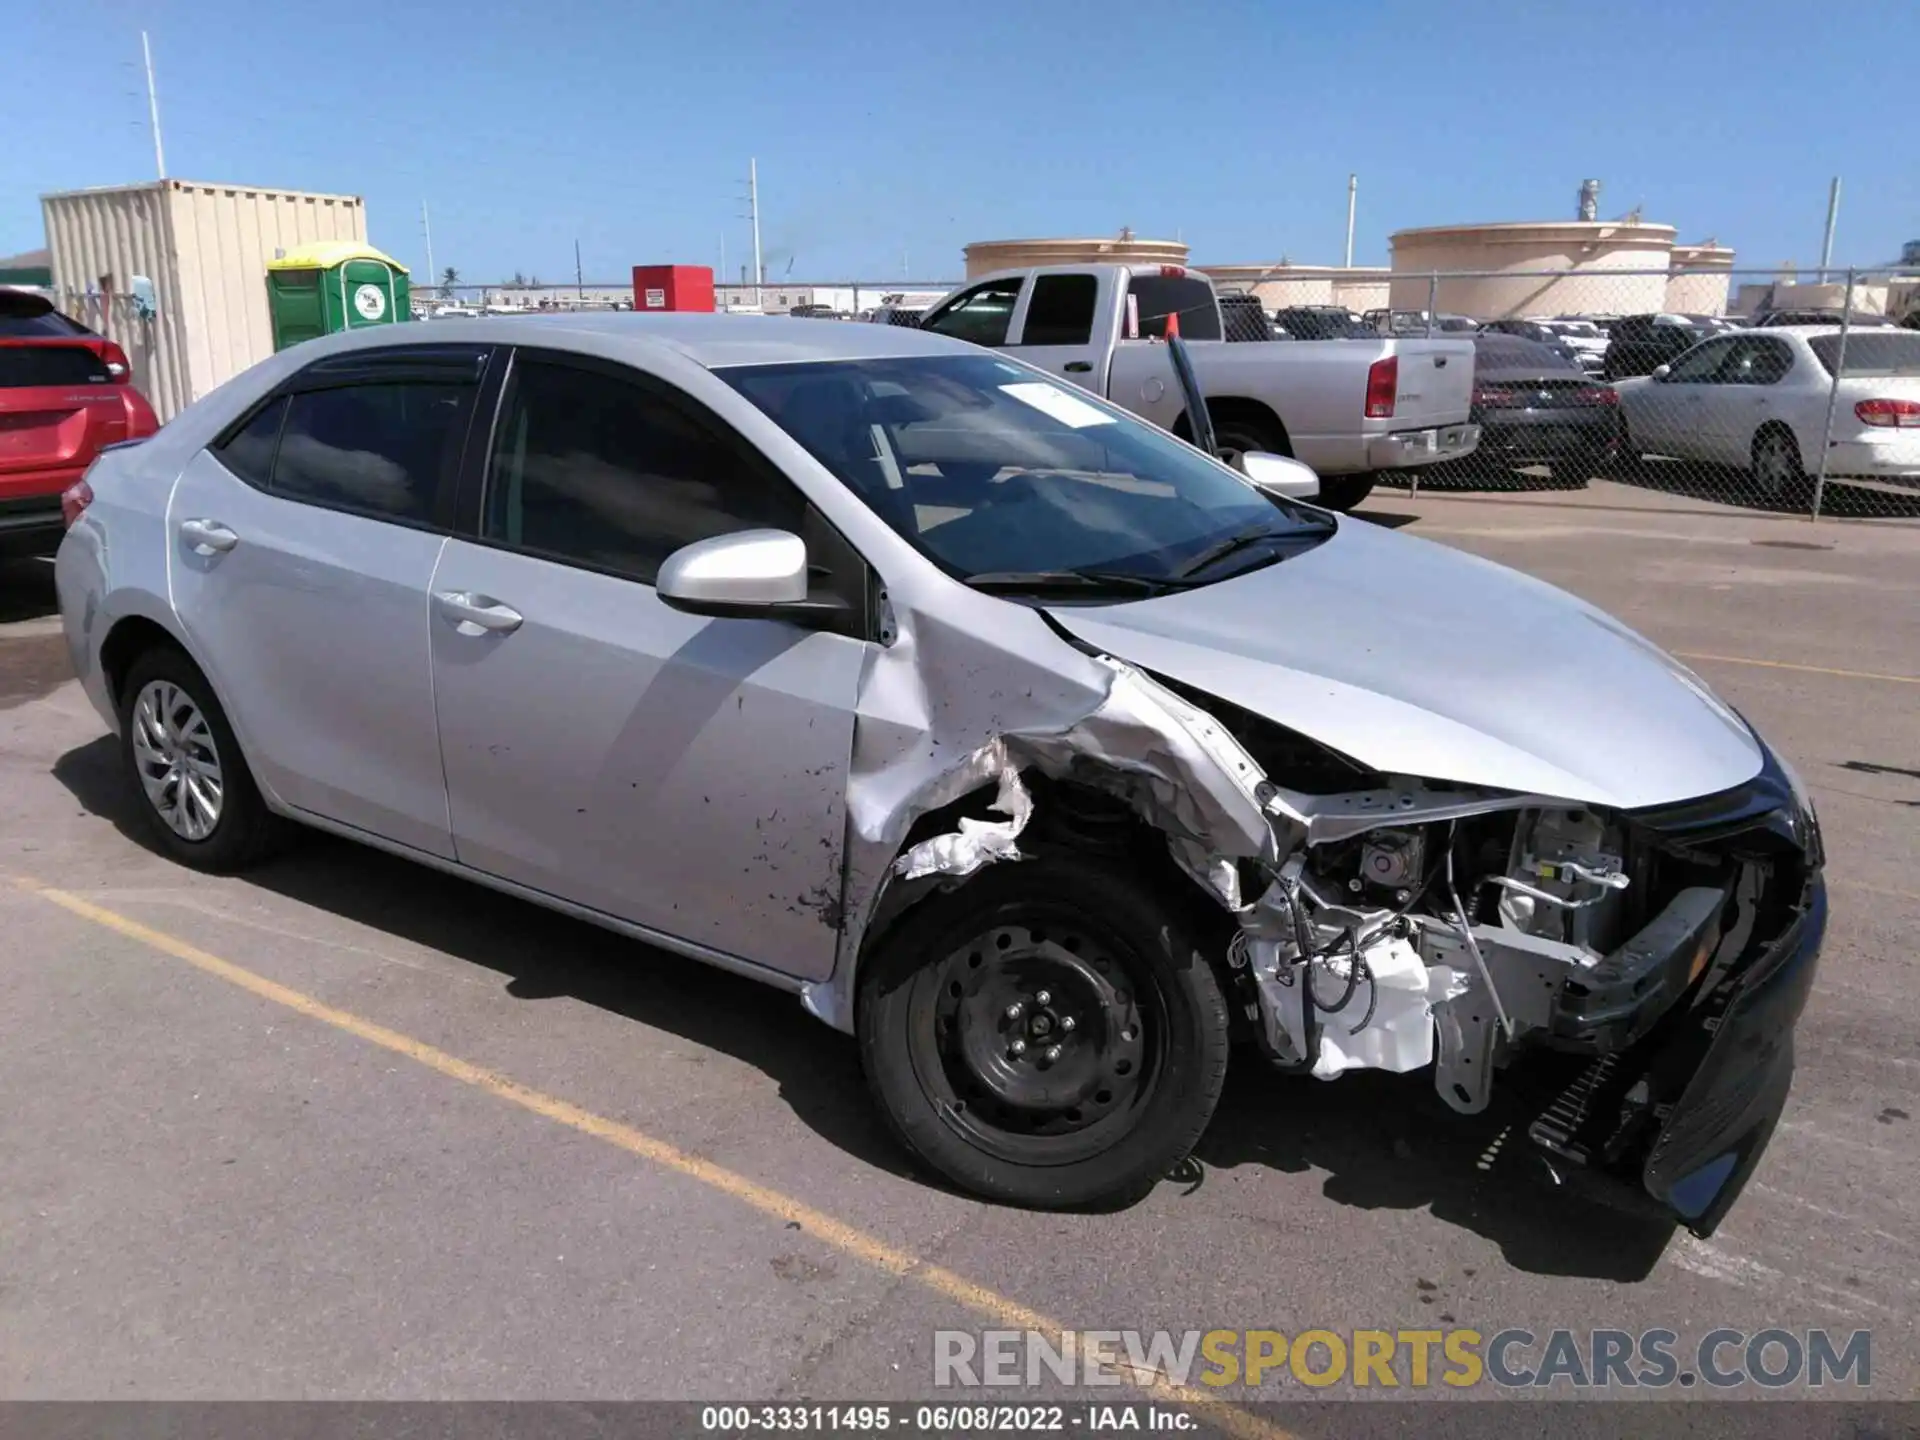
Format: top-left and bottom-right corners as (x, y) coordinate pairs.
(1, 288), (159, 559)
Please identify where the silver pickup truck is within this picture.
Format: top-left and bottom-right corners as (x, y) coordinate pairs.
(920, 264), (1480, 509)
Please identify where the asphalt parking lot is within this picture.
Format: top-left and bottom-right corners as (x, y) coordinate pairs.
(2, 482), (1917, 1427)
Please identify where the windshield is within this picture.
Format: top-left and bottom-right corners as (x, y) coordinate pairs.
(721, 353), (1328, 593)
(1808, 333), (1920, 376)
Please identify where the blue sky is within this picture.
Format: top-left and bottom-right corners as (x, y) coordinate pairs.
(5, 0), (1911, 285)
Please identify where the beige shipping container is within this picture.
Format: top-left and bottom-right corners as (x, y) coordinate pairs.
(41, 179), (367, 423)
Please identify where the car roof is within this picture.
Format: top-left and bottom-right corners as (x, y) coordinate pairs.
(300, 310), (974, 370)
(1471, 333), (1586, 375)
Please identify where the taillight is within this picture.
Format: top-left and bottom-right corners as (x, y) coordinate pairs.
(61, 479), (94, 528)
(100, 341), (131, 380)
(1855, 398), (1920, 428)
(1158, 265), (1187, 278)
(1576, 386), (1619, 406)
(1472, 385), (1515, 407)
(1365, 356), (1398, 418)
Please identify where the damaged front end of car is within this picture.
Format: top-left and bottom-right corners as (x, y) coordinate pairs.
(806, 591), (1824, 1236)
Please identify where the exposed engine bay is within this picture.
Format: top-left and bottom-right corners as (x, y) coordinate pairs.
(1228, 802), (1747, 1114)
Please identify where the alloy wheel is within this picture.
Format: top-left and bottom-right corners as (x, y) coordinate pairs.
(130, 679), (225, 840)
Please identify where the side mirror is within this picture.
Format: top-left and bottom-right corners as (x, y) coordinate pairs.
(657, 529), (813, 619)
(1650, 363), (1671, 380)
(1239, 451), (1321, 501)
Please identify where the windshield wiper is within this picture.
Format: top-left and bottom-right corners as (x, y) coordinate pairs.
(962, 568), (1170, 596)
(1170, 524), (1294, 580)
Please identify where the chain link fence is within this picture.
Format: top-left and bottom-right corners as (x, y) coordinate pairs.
(1363, 265), (1920, 521)
(413, 280), (959, 325)
(413, 265), (1920, 521)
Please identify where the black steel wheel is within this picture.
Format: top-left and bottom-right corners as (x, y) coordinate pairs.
(859, 853), (1230, 1208)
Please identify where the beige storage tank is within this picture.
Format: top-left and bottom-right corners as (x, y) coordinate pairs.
(1198, 263), (1391, 315)
(1388, 220), (1678, 318)
(964, 234), (1188, 280)
(1665, 243), (1736, 315)
(42, 179), (369, 422)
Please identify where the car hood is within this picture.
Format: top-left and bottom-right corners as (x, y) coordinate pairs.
(1048, 518), (1762, 809)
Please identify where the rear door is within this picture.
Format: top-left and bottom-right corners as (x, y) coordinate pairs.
(167, 345), (485, 858)
(1004, 269), (1114, 391)
(1705, 335), (1796, 465)
(0, 341), (128, 502)
(425, 348), (869, 981)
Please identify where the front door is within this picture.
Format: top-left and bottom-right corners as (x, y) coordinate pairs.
(426, 350), (867, 980)
(167, 351), (484, 857)
(1634, 336), (1735, 457)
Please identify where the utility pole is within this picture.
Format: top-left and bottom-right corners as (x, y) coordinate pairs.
(141, 31), (166, 179)
(575, 238), (584, 298)
(720, 232), (726, 296)
(422, 203), (435, 298)
(1345, 174), (1358, 268)
(1819, 177), (1842, 281)
(749, 158), (764, 292)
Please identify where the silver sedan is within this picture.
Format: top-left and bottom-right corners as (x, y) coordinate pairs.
(55, 314), (1825, 1230)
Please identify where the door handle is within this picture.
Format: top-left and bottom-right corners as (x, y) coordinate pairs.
(179, 518), (238, 554)
(434, 590), (524, 635)
(1063, 361), (1093, 373)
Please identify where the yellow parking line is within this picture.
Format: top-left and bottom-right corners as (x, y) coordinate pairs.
(1674, 652), (1920, 685)
(10, 876), (1291, 1440)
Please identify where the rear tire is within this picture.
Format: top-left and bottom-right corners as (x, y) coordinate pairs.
(858, 852), (1231, 1209)
(118, 646), (289, 873)
(1312, 474), (1377, 511)
(1211, 418), (1287, 472)
(1750, 426), (1811, 506)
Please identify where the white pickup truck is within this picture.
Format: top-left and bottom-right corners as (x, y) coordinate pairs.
(918, 264), (1480, 509)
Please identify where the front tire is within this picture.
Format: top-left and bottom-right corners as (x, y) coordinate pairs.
(118, 646), (288, 872)
(858, 853), (1231, 1209)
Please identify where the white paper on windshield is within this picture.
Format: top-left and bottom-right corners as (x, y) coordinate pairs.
(999, 381), (1115, 429)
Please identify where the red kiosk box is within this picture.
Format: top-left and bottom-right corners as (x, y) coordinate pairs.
(631, 265), (715, 313)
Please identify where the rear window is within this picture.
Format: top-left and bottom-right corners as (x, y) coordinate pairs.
(1808, 333), (1920, 377)
(0, 345), (109, 388)
(1123, 275), (1222, 342)
(274, 382), (470, 524)
(0, 292), (91, 337)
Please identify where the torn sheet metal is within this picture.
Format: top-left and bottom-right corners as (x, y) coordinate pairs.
(802, 587), (1294, 1033)
(890, 750), (1033, 881)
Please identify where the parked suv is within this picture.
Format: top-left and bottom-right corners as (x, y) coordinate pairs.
(1272, 306), (1376, 340)
(1217, 291), (1279, 342)
(1, 289), (158, 558)
(1601, 314), (1716, 381)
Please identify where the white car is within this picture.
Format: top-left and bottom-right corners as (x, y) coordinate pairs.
(1531, 318), (1609, 372)
(1615, 326), (1920, 498)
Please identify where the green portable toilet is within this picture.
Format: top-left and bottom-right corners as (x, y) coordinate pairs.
(266, 241), (411, 351)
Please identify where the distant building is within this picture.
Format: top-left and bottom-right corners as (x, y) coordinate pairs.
(0, 246), (52, 287)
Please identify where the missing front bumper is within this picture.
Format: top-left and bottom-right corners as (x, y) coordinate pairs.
(1530, 874), (1826, 1237)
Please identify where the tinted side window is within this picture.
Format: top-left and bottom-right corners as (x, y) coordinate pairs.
(213, 396), (288, 487)
(1019, 275), (1098, 346)
(922, 279), (1023, 347)
(275, 382), (469, 525)
(484, 358), (805, 584)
